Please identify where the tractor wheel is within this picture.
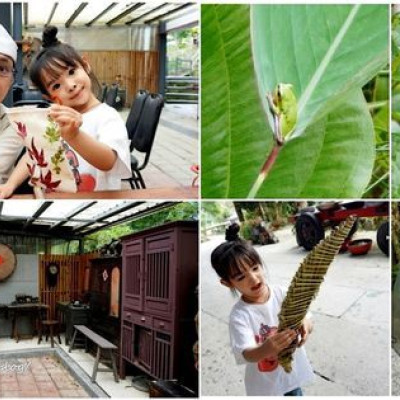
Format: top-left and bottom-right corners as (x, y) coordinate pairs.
(377, 221), (389, 256)
(295, 213), (325, 251)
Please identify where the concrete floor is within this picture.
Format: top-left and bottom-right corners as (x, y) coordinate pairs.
(120, 103), (198, 189)
(0, 335), (147, 398)
(201, 227), (390, 396)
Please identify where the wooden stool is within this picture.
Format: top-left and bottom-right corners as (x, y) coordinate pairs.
(38, 320), (61, 348)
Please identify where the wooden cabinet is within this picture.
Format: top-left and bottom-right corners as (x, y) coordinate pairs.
(120, 221), (198, 391)
(88, 257), (122, 350)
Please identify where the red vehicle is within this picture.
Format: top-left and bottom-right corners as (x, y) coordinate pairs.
(294, 201), (389, 255)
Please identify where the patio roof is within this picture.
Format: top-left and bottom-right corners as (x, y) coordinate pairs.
(21, 1), (197, 28)
(0, 200), (177, 240)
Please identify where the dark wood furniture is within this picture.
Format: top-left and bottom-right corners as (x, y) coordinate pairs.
(69, 325), (119, 383)
(7, 303), (49, 342)
(56, 302), (89, 345)
(88, 257), (122, 352)
(120, 221), (198, 392)
(38, 320), (61, 348)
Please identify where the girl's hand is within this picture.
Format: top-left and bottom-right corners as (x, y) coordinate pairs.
(0, 183), (16, 199)
(48, 105), (83, 142)
(259, 329), (297, 358)
(298, 319), (313, 347)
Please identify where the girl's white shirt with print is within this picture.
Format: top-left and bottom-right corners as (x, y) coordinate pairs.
(76, 103), (131, 191)
(229, 285), (315, 396)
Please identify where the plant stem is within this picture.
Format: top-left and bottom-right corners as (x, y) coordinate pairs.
(247, 144), (282, 198)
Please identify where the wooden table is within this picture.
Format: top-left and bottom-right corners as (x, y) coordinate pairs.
(11, 186), (198, 199)
(7, 303), (49, 342)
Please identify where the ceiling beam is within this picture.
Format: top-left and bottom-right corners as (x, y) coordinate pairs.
(23, 201), (53, 229)
(65, 2), (88, 28)
(80, 202), (177, 236)
(125, 3), (168, 25)
(46, 2), (58, 27)
(73, 201), (145, 232)
(106, 3), (145, 26)
(86, 3), (117, 27)
(49, 201), (97, 230)
(145, 3), (193, 24)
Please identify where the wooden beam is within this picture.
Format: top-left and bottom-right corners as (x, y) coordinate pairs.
(145, 3), (193, 24)
(80, 202), (177, 236)
(73, 201), (145, 233)
(49, 201), (97, 230)
(23, 201), (53, 229)
(46, 2), (58, 27)
(125, 3), (169, 25)
(106, 3), (145, 26)
(65, 2), (88, 28)
(86, 3), (117, 27)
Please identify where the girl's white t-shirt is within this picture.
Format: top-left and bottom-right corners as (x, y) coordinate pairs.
(229, 285), (315, 396)
(73, 103), (131, 191)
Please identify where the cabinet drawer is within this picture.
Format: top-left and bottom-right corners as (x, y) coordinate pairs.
(132, 313), (152, 327)
(122, 309), (135, 322)
(153, 318), (172, 332)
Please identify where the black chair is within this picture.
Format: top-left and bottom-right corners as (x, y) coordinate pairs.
(126, 89), (149, 152)
(104, 84), (118, 108)
(125, 93), (164, 189)
(100, 84), (108, 102)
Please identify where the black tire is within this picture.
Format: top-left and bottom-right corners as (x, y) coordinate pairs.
(377, 221), (389, 256)
(295, 213), (325, 251)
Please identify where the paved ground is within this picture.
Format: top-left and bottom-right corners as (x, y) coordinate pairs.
(201, 227), (390, 396)
(0, 336), (147, 398)
(393, 350), (400, 395)
(119, 103), (198, 190)
(0, 355), (89, 398)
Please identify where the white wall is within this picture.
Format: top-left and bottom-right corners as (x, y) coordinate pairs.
(0, 254), (38, 338)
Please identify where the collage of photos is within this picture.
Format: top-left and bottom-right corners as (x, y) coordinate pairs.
(0, 1), (398, 399)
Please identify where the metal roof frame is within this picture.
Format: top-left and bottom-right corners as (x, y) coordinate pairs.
(144, 3), (193, 24)
(125, 3), (169, 25)
(0, 201), (180, 241)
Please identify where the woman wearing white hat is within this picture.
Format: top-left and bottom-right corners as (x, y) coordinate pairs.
(0, 24), (23, 184)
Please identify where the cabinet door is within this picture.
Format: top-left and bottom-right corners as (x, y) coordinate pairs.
(152, 331), (173, 379)
(134, 324), (153, 373)
(144, 232), (175, 316)
(123, 239), (144, 310)
(121, 321), (134, 363)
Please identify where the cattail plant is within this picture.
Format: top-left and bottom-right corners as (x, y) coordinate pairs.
(277, 216), (355, 372)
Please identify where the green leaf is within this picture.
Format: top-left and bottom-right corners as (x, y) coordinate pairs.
(252, 4), (388, 137)
(201, 5), (272, 198)
(256, 90), (375, 197)
(393, 128), (400, 198)
(201, 4), (388, 198)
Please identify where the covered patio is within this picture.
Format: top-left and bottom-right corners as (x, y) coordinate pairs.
(0, 200), (199, 397)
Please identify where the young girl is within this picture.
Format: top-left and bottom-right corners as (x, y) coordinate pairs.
(0, 26), (131, 197)
(211, 239), (314, 396)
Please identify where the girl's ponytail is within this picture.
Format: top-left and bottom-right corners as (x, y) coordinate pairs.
(42, 26), (60, 49)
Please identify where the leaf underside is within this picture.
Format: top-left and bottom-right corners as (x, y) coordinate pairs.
(201, 4), (388, 198)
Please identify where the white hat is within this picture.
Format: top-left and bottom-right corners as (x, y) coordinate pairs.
(0, 24), (17, 63)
